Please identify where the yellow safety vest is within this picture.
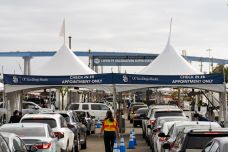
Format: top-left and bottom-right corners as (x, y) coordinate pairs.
(103, 119), (117, 131)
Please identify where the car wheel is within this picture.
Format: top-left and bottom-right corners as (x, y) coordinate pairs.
(133, 122), (137, 128)
(81, 135), (87, 149)
(86, 130), (91, 135)
(130, 119), (133, 123)
(142, 132), (145, 138)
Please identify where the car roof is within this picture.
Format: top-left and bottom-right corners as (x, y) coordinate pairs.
(214, 137), (228, 144)
(153, 108), (182, 112)
(1, 123), (48, 128)
(184, 127), (228, 134)
(149, 104), (177, 108)
(70, 102), (106, 105)
(132, 104), (147, 107)
(157, 116), (188, 120)
(22, 113), (61, 119)
(0, 132), (19, 138)
(173, 121), (220, 127)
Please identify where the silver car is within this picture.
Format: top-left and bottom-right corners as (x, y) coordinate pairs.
(0, 123), (60, 152)
(0, 132), (37, 152)
(203, 137), (228, 152)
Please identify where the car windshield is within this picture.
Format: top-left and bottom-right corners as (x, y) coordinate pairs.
(21, 118), (57, 128)
(154, 111), (183, 118)
(0, 127), (46, 137)
(185, 134), (228, 149)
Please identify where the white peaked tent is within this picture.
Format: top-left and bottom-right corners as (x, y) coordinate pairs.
(33, 44), (96, 75)
(113, 40), (224, 93)
(139, 42), (200, 75)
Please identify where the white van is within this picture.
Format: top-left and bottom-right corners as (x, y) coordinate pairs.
(66, 103), (113, 121)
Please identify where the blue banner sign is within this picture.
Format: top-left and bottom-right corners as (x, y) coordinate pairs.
(3, 73), (224, 85)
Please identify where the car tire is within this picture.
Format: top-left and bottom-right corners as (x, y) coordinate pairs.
(87, 130), (91, 135)
(133, 122), (137, 128)
(81, 138), (87, 149)
(75, 140), (80, 152)
(91, 130), (95, 134)
(130, 119), (133, 123)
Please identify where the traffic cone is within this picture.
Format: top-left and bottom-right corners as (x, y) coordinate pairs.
(132, 129), (137, 146)
(119, 136), (126, 152)
(128, 131), (135, 149)
(96, 119), (101, 128)
(113, 139), (120, 152)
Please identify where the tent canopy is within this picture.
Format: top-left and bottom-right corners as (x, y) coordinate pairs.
(138, 42), (201, 75)
(32, 44), (96, 76)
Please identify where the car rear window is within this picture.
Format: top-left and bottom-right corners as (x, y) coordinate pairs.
(21, 118), (57, 128)
(68, 104), (79, 110)
(75, 111), (86, 118)
(185, 133), (228, 149)
(154, 111), (183, 118)
(136, 108), (148, 114)
(59, 113), (70, 123)
(132, 106), (147, 112)
(0, 127), (46, 137)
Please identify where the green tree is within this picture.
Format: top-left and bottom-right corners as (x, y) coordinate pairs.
(212, 64), (228, 83)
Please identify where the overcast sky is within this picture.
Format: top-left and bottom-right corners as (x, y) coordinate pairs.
(0, 0), (228, 74)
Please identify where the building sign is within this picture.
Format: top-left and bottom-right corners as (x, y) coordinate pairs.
(93, 56), (155, 66)
(4, 73), (224, 85)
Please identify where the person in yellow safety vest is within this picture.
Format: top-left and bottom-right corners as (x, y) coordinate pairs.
(100, 110), (119, 152)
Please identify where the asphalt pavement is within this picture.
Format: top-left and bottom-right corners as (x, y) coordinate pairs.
(83, 119), (150, 152)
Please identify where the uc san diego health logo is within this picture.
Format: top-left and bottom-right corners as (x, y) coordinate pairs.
(13, 76), (19, 83)
(122, 75), (128, 83)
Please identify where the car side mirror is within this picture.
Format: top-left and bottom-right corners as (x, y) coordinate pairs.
(162, 142), (170, 149)
(158, 132), (166, 137)
(29, 145), (38, 152)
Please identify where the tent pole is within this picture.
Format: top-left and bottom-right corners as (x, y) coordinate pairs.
(223, 82), (227, 127)
(112, 84), (117, 117)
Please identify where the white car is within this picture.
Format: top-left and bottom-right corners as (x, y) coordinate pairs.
(66, 103), (112, 121)
(0, 123), (59, 152)
(0, 102), (6, 124)
(20, 113), (74, 152)
(22, 101), (53, 115)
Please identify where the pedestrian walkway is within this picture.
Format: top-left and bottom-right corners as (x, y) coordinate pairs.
(83, 120), (150, 152)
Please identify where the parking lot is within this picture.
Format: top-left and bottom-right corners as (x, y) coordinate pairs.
(84, 119), (150, 152)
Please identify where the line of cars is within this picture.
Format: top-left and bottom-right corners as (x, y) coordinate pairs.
(129, 103), (228, 152)
(0, 101), (108, 152)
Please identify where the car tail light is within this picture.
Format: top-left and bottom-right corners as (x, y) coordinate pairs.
(159, 137), (166, 142)
(150, 120), (156, 125)
(35, 142), (52, 149)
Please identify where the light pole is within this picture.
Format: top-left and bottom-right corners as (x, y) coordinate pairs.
(206, 49), (212, 73)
